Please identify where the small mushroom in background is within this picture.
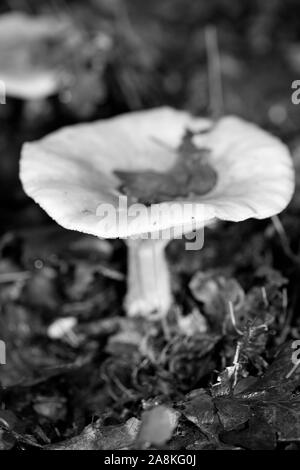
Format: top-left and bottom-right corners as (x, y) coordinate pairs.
(0, 12), (70, 100)
(20, 107), (295, 319)
(0, 12), (109, 109)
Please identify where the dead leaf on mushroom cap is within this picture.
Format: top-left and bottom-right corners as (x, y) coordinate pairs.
(115, 129), (218, 205)
(20, 107), (295, 239)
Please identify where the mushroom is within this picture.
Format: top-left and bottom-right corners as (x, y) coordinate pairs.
(0, 12), (77, 100)
(20, 107), (295, 318)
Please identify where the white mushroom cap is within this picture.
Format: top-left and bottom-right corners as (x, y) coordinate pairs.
(0, 71), (58, 101)
(192, 116), (295, 222)
(0, 13), (69, 99)
(20, 107), (295, 238)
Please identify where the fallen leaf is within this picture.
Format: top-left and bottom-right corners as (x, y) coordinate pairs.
(46, 417), (140, 450)
(115, 130), (217, 205)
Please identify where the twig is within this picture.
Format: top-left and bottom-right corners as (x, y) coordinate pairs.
(228, 301), (243, 335)
(96, 265), (125, 281)
(286, 360), (300, 379)
(271, 215), (300, 264)
(282, 287), (288, 315)
(232, 341), (242, 387)
(261, 286), (269, 308)
(205, 25), (224, 120)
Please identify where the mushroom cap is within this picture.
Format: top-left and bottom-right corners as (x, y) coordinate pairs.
(20, 107), (295, 238)
(0, 13), (68, 99)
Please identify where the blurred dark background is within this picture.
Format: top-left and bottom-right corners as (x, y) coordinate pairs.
(1, 0), (300, 233)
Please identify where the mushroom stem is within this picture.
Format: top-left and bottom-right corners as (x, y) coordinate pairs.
(125, 237), (172, 318)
